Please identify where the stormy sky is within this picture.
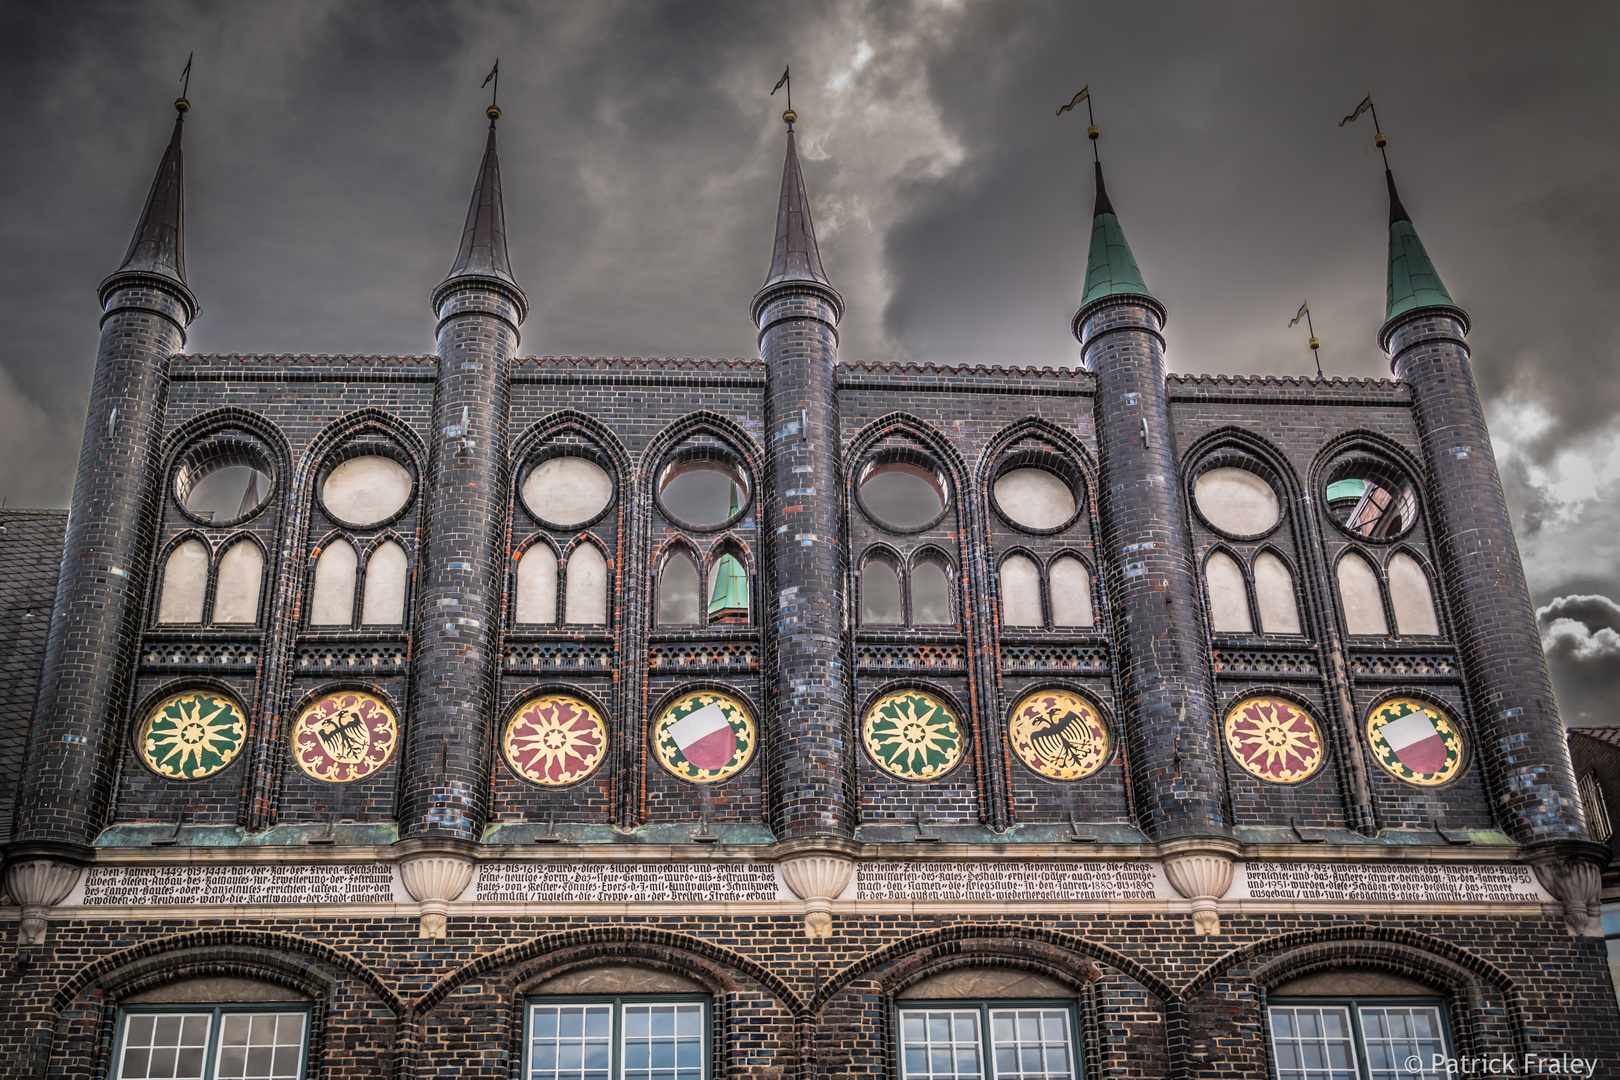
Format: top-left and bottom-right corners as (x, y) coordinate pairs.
(2, 1), (1618, 721)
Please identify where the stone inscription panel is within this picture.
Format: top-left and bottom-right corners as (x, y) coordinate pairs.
(76, 864), (395, 906)
(1237, 862), (1548, 902)
(856, 861), (1162, 901)
(476, 862), (779, 902)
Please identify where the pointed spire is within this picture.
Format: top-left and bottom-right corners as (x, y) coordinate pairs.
(115, 110), (188, 285)
(444, 116), (519, 289)
(761, 124), (836, 294)
(1080, 162), (1152, 307)
(1384, 168), (1455, 322)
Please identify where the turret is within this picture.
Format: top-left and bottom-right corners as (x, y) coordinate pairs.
(1375, 170), (1588, 851)
(750, 109), (853, 843)
(9, 98), (200, 939)
(397, 107), (526, 920)
(1071, 158), (1233, 917)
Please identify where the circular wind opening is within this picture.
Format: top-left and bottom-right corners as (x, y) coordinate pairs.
(1323, 455), (1418, 542)
(993, 467), (1078, 532)
(174, 438), (274, 527)
(858, 459), (948, 532)
(522, 454), (614, 529)
(657, 453), (750, 530)
(1194, 466), (1281, 538)
(320, 454), (415, 528)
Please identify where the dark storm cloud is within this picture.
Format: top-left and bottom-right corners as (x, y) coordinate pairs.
(2, 0), (1618, 716)
(1539, 596), (1620, 726)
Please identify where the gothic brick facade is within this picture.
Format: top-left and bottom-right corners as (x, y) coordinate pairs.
(0, 98), (1614, 1078)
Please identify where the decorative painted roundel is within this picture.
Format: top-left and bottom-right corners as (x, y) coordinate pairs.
(1007, 689), (1109, 781)
(292, 690), (399, 783)
(652, 690), (756, 784)
(1223, 697), (1326, 784)
(862, 689), (965, 781)
(139, 689), (247, 780)
(1367, 697), (1465, 786)
(504, 694), (610, 786)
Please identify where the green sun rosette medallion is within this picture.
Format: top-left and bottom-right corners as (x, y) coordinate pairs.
(861, 689), (965, 781)
(139, 689), (248, 780)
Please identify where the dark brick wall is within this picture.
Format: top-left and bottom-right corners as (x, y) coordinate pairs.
(1, 911), (1612, 1078)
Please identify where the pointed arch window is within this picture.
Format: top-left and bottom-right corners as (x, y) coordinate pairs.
(212, 540), (264, 624)
(360, 541), (408, 625)
(859, 549), (955, 627)
(1337, 550), (1389, 636)
(1000, 554), (1043, 628)
(1253, 552), (1302, 635)
(708, 552), (750, 623)
(860, 554), (904, 626)
(309, 540), (358, 626)
(565, 543), (609, 625)
(1049, 556), (1094, 628)
(1205, 551), (1253, 634)
(911, 556), (953, 625)
(514, 543), (559, 625)
(1387, 552), (1440, 636)
(658, 550), (702, 625)
(157, 540), (210, 625)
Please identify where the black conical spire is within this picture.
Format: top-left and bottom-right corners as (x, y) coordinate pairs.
(444, 118), (519, 288)
(1092, 160), (1115, 217)
(761, 124), (836, 293)
(116, 110), (188, 284)
(1385, 167), (1411, 226)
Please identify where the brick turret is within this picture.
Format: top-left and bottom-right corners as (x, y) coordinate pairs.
(751, 113), (854, 840)
(1376, 169), (1586, 848)
(398, 111), (526, 844)
(1072, 163), (1229, 844)
(13, 102), (199, 854)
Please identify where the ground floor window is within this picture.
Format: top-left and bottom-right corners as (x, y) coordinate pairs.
(116, 1007), (309, 1080)
(525, 997), (708, 1080)
(1268, 999), (1450, 1080)
(898, 1002), (1079, 1080)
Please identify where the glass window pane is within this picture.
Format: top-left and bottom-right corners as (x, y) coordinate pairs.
(1359, 1006), (1448, 1080)
(215, 1012), (306, 1080)
(1267, 1006), (1357, 1080)
(899, 1009), (983, 1080)
(988, 1008), (1075, 1080)
(532, 1005), (613, 1080)
(622, 1003), (702, 1080)
(119, 1012), (214, 1080)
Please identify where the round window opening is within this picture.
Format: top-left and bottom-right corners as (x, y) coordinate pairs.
(522, 455), (614, 528)
(321, 454), (414, 528)
(175, 441), (273, 526)
(658, 457), (749, 529)
(1323, 456), (1418, 542)
(859, 460), (948, 531)
(1194, 466), (1281, 537)
(993, 467), (1078, 532)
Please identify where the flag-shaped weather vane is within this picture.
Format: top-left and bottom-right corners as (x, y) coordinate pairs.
(1289, 300), (1323, 379)
(1339, 92), (1389, 166)
(482, 59), (500, 122)
(1057, 85), (1100, 159)
(772, 65), (794, 126)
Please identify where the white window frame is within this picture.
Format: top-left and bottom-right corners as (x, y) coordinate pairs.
(113, 1005), (311, 1080)
(896, 999), (1082, 1080)
(1268, 996), (1453, 1080)
(522, 995), (711, 1080)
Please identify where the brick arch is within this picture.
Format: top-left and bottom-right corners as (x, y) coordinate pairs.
(1181, 425), (1306, 504)
(879, 939), (1102, 1000)
(50, 928), (403, 1014)
(510, 408), (634, 481)
(409, 926), (804, 1017)
(84, 944), (338, 1004)
(807, 924), (1177, 1015)
(508, 941), (743, 998)
(1179, 925), (1516, 1001)
(158, 405), (293, 487)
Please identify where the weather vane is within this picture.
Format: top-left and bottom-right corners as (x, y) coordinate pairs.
(772, 65), (794, 126)
(1289, 300), (1323, 379)
(176, 51), (193, 113)
(1057, 85), (1099, 160)
(482, 59), (500, 121)
(1339, 93), (1388, 166)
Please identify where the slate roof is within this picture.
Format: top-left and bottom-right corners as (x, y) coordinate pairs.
(0, 509), (65, 841)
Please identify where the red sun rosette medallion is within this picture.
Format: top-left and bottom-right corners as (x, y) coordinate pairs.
(503, 694), (609, 786)
(292, 690), (399, 783)
(1223, 696), (1325, 784)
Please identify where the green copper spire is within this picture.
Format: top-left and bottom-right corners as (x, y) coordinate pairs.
(1384, 169), (1454, 321)
(1081, 162), (1153, 306)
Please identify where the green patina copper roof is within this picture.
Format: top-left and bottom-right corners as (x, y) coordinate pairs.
(1384, 169), (1454, 321)
(1082, 162), (1153, 306)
